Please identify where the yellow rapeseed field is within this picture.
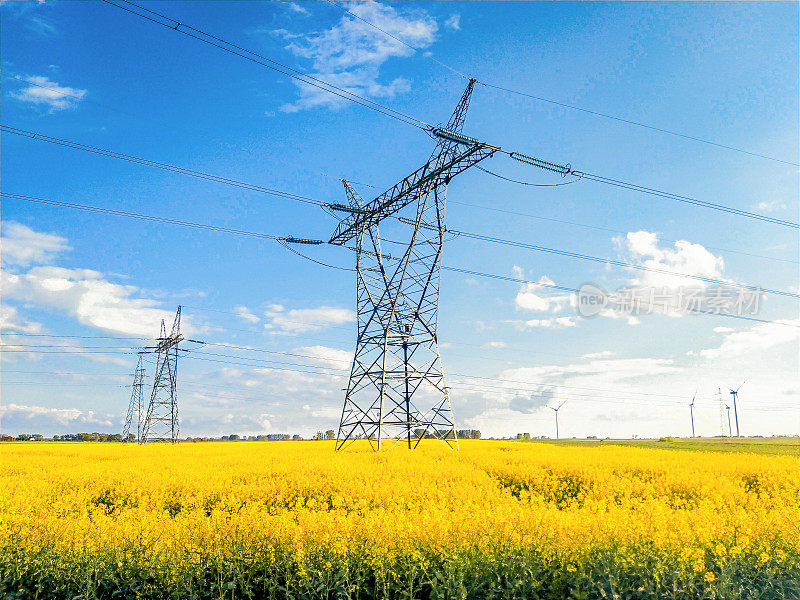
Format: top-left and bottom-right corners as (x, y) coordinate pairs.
(1, 440), (798, 599)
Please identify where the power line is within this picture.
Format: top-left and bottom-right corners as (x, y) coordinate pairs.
(447, 198), (799, 265)
(480, 82), (799, 168)
(449, 230), (800, 300)
(94, 4), (800, 223)
(0, 126), (325, 207)
(7, 123), (795, 241)
(100, 0), (430, 130)
(56, 3), (796, 232)
(569, 169), (798, 229)
(7, 330), (794, 409)
(1, 73), (391, 191)
(172, 352), (796, 411)
(5, 191), (797, 329)
(322, 0), (797, 166)
(0, 192), (285, 241)
(477, 166), (583, 187)
(172, 306), (791, 377)
(3, 333), (152, 341)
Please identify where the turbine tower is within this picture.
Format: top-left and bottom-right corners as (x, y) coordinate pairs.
(330, 79), (498, 451)
(141, 306), (183, 443)
(550, 400), (567, 440)
(689, 390), (696, 438)
(729, 381), (745, 437)
(122, 354), (145, 442)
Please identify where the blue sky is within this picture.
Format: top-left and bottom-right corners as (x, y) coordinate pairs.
(1, 0), (798, 439)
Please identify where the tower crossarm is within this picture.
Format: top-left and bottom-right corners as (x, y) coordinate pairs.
(154, 333), (184, 353)
(328, 143), (496, 245)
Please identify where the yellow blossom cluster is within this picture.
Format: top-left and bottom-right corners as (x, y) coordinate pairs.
(0, 440), (797, 599)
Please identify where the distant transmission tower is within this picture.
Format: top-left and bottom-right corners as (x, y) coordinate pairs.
(330, 79), (498, 450)
(141, 306), (183, 443)
(122, 354), (145, 442)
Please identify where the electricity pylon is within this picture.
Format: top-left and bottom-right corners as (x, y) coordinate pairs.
(122, 354), (145, 442)
(141, 306), (183, 443)
(329, 79), (498, 451)
(725, 404), (733, 437)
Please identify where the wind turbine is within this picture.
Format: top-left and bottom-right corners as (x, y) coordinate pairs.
(729, 381), (745, 438)
(689, 390), (697, 438)
(550, 400), (567, 440)
(725, 405), (733, 438)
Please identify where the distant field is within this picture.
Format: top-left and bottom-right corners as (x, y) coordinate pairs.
(1, 441), (798, 599)
(530, 436), (800, 456)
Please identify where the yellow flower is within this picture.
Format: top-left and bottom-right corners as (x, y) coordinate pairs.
(704, 571), (715, 583)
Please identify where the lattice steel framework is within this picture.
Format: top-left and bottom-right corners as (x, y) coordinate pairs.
(122, 354), (145, 443)
(331, 80), (498, 450)
(141, 306), (183, 443)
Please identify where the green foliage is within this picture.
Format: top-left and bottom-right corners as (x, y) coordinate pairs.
(1, 540), (797, 599)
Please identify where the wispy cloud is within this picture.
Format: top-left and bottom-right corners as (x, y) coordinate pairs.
(283, 1), (309, 16)
(1, 223), (193, 337)
(444, 14), (461, 31)
(1, 221), (70, 267)
(518, 316), (580, 329)
(264, 304), (355, 334)
(9, 75), (86, 112)
(755, 200), (786, 212)
(699, 319), (799, 361)
(234, 305), (260, 324)
(0, 305), (43, 334)
(274, 0), (437, 112)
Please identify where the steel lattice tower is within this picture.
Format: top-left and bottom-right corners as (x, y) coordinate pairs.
(329, 80), (498, 450)
(141, 306), (183, 443)
(122, 354), (145, 443)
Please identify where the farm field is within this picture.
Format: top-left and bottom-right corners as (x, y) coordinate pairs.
(532, 436), (800, 456)
(1, 440), (798, 599)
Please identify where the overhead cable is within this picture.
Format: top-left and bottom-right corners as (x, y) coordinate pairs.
(100, 0), (431, 130)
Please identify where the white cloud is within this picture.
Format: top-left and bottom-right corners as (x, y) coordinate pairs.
(284, 1), (309, 16)
(293, 345), (352, 367)
(277, 0), (437, 112)
(264, 305), (355, 334)
(1, 221), (70, 267)
(234, 305), (260, 323)
(0, 403), (116, 429)
(618, 230), (725, 289)
(508, 386), (556, 414)
(581, 351), (615, 359)
(484, 341), (507, 348)
(501, 357), (680, 389)
(756, 200), (785, 212)
(713, 326), (734, 333)
(0, 305), (43, 333)
(520, 316), (579, 329)
(444, 14), (461, 30)
(699, 320), (799, 361)
(1, 223), (193, 338)
(2, 266), (180, 337)
(10, 75), (86, 112)
(512, 269), (571, 313)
